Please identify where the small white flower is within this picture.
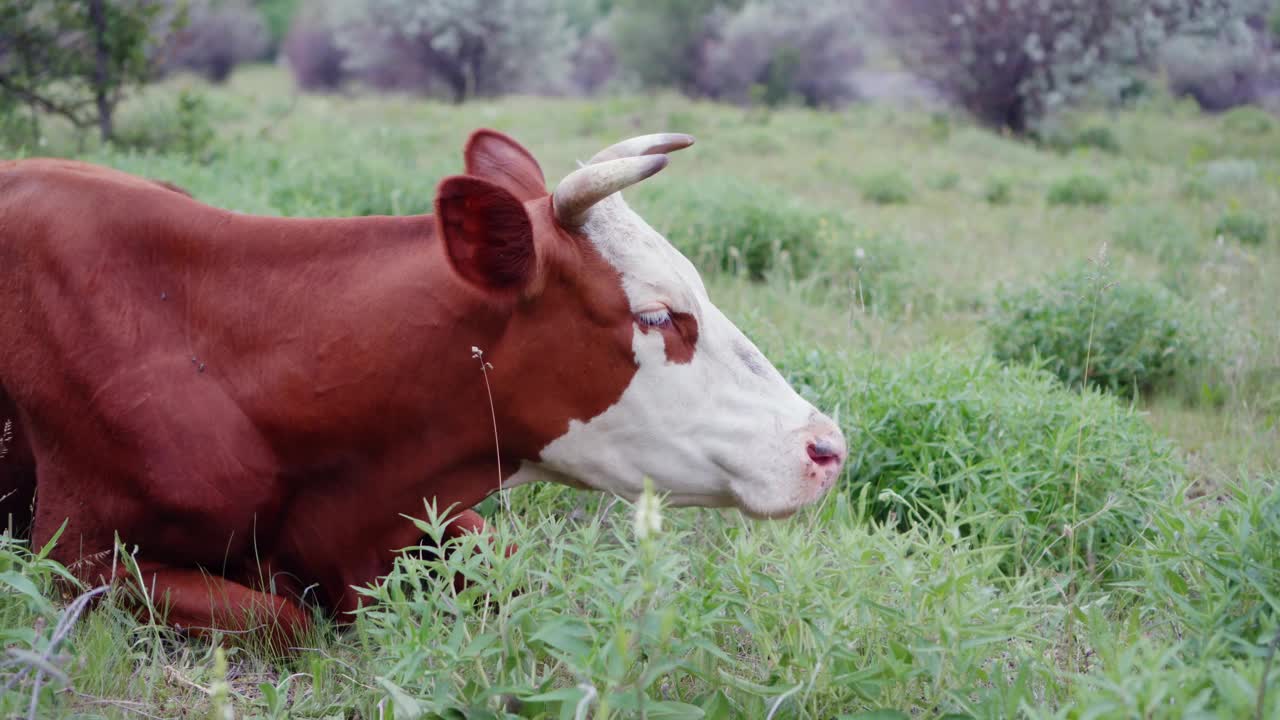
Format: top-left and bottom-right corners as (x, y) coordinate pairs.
(854, 247), (866, 260)
(634, 479), (663, 540)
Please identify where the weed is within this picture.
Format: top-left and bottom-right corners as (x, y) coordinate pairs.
(632, 175), (830, 280)
(1047, 174), (1111, 206)
(987, 264), (1206, 397)
(1216, 211), (1269, 246)
(983, 177), (1012, 205)
(860, 171), (913, 205)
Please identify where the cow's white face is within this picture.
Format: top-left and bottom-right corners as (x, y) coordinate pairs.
(510, 194), (845, 518)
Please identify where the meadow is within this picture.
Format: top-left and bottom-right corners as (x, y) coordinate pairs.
(2, 66), (1278, 718)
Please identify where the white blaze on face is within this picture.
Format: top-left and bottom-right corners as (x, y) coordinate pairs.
(510, 194), (846, 518)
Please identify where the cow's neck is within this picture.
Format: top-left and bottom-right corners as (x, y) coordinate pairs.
(192, 212), (515, 497)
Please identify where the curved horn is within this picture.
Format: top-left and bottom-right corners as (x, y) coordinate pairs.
(553, 155), (669, 227)
(588, 133), (695, 164)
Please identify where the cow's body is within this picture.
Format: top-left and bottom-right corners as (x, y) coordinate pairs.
(0, 132), (844, 644)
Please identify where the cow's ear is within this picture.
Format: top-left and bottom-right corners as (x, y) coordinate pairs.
(435, 176), (537, 292)
(464, 129), (548, 202)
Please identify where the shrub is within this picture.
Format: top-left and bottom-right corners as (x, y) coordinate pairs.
(983, 177), (1012, 205)
(282, 0), (347, 90)
(987, 264), (1205, 397)
(113, 89), (217, 159)
(609, 0), (722, 92)
(331, 0), (573, 100)
(569, 21), (618, 95)
(780, 348), (1180, 576)
(1111, 206), (1199, 263)
(1202, 157), (1259, 188)
(631, 176), (828, 280)
(1073, 125), (1121, 153)
(860, 171), (913, 205)
(1221, 105), (1277, 134)
(1047, 175), (1111, 206)
(881, 0), (1240, 133)
(1161, 29), (1267, 112)
(256, 0), (301, 53)
(698, 0), (862, 108)
(159, 0), (270, 83)
(928, 171), (960, 191)
(1215, 210), (1269, 245)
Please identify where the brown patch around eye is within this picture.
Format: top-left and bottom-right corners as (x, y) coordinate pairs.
(661, 311), (698, 364)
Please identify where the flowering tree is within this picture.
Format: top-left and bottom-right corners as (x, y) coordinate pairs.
(883, 0), (1250, 132)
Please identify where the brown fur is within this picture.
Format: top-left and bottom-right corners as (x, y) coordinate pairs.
(0, 131), (640, 646)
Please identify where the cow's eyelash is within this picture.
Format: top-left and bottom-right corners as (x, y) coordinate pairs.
(635, 308), (672, 328)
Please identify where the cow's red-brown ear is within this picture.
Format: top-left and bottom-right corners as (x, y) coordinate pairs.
(464, 129), (548, 202)
(435, 176), (536, 292)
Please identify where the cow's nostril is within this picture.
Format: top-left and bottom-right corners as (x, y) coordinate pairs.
(806, 438), (842, 466)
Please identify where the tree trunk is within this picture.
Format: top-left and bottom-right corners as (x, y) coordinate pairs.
(87, 0), (114, 142)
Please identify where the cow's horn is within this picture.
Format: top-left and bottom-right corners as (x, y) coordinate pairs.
(553, 155), (669, 227)
(588, 133), (695, 164)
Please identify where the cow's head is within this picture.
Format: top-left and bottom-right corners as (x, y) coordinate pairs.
(435, 130), (844, 518)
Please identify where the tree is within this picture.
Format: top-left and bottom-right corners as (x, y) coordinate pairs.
(162, 0), (270, 83)
(333, 0), (573, 102)
(699, 0), (863, 108)
(610, 0), (740, 92)
(882, 0), (1249, 133)
(0, 0), (170, 142)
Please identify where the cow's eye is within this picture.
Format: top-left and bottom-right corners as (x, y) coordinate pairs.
(635, 308), (672, 328)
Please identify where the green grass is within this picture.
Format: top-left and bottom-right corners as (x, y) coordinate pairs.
(2, 66), (1278, 718)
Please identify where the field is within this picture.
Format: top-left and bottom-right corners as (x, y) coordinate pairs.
(2, 66), (1279, 718)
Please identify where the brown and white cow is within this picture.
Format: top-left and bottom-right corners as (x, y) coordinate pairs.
(0, 130), (844, 645)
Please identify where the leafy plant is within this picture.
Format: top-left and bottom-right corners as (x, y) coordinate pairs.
(881, 0), (1242, 132)
(781, 347), (1180, 577)
(632, 176), (830, 280)
(0, 0), (176, 141)
(987, 264), (1205, 396)
(860, 171), (913, 205)
(983, 177), (1012, 205)
(1047, 174), (1111, 206)
(1215, 210), (1269, 245)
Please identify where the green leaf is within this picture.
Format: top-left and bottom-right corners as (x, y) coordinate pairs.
(838, 711), (910, 720)
(377, 677), (423, 720)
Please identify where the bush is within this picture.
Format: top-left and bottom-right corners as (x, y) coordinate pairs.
(1161, 30), (1268, 112)
(928, 171), (960, 191)
(698, 0), (862, 108)
(1215, 211), (1269, 245)
(569, 21), (618, 95)
(1073, 125), (1121, 153)
(1111, 206), (1199, 263)
(1047, 175), (1111, 206)
(256, 0), (301, 53)
(282, 0), (347, 90)
(987, 265), (1205, 397)
(307, 0), (572, 100)
(983, 177), (1012, 205)
(1221, 105), (1277, 134)
(781, 348), (1181, 576)
(609, 0), (722, 92)
(882, 0), (1239, 133)
(1202, 157), (1260, 188)
(631, 177), (829, 280)
(113, 89), (217, 159)
(160, 0), (269, 83)
(860, 171), (913, 205)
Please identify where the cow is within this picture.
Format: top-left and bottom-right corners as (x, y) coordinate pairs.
(0, 130), (846, 646)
